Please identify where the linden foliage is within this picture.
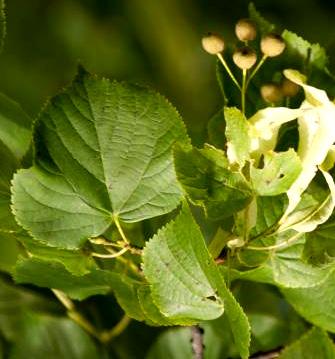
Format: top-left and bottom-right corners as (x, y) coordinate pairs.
(2, 2), (335, 358)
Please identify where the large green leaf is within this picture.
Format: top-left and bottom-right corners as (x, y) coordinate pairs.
(282, 269), (335, 333)
(250, 149), (302, 196)
(9, 312), (100, 359)
(269, 239), (333, 288)
(13, 256), (167, 325)
(278, 327), (335, 359)
(143, 203), (224, 323)
(143, 202), (250, 358)
(0, 278), (58, 342)
(12, 70), (189, 249)
(174, 144), (253, 220)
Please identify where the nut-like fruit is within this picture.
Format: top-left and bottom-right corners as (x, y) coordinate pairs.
(201, 33), (225, 54)
(281, 78), (300, 97)
(235, 18), (257, 41)
(233, 47), (257, 70)
(260, 83), (283, 103)
(261, 33), (286, 57)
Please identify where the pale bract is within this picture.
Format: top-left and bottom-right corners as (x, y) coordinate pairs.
(282, 69), (335, 218)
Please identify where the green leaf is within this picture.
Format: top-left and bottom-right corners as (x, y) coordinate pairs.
(224, 107), (250, 167)
(137, 286), (174, 326)
(9, 312), (100, 359)
(143, 203), (250, 358)
(303, 215), (335, 265)
(0, 93), (32, 233)
(18, 234), (96, 276)
(0, 232), (20, 273)
(0, 93), (32, 160)
(282, 269), (335, 333)
(0, 278), (58, 342)
(12, 70), (189, 248)
(251, 194), (288, 236)
(143, 203), (224, 323)
(269, 239), (333, 288)
(14, 257), (118, 300)
(248, 3), (275, 35)
(0, 0), (5, 53)
(12, 167), (111, 249)
(282, 30), (328, 72)
(278, 327), (335, 359)
(174, 144), (253, 220)
(250, 149), (302, 196)
(235, 282), (307, 355)
(13, 256), (161, 325)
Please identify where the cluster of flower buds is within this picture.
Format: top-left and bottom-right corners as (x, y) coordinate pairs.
(202, 19), (286, 70)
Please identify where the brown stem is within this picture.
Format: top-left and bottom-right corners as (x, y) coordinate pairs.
(191, 325), (204, 359)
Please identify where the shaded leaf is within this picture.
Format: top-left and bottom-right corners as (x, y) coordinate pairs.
(9, 312), (100, 359)
(14, 257), (118, 300)
(303, 215), (335, 265)
(207, 109), (226, 149)
(278, 327), (335, 359)
(282, 269), (335, 333)
(248, 3), (275, 35)
(174, 144), (253, 220)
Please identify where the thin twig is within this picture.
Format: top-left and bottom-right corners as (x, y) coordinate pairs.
(52, 289), (103, 341)
(91, 246), (129, 258)
(100, 315), (131, 343)
(191, 325), (204, 359)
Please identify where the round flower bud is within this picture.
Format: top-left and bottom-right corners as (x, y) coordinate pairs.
(281, 78), (300, 97)
(233, 47), (257, 70)
(260, 83), (283, 103)
(261, 33), (286, 57)
(235, 18), (257, 41)
(201, 33), (225, 55)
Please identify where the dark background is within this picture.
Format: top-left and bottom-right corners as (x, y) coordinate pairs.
(1, 0), (335, 140)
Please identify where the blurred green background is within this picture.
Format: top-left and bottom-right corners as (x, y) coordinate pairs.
(1, 0), (335, 141)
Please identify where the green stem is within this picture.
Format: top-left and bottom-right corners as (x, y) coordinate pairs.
(226, 249), (231, 289)
(246, 55), (267, 89)
(114, 216), (130, 244)
(100, 315), (131, 343)
(91, 246), (129, 258)
(52, 289), (103, 342)
(217, 53), (241, 91)
(241, 69), (247, 115)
